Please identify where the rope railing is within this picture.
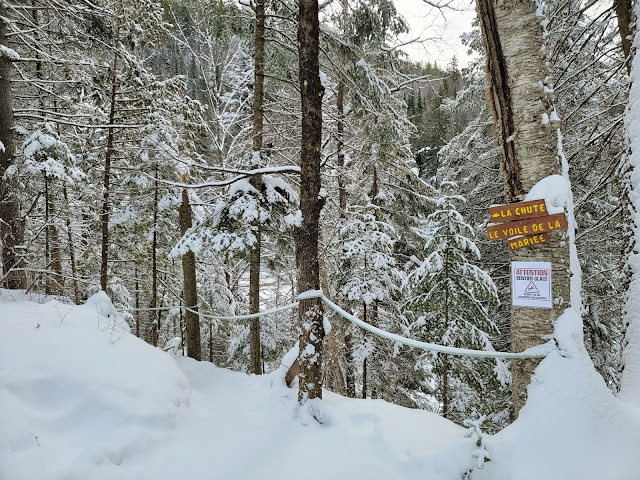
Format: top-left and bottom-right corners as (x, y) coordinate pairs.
(316, 293), (552, 359)
(120, 290), (553, 359)
(121, 302), (300, 320)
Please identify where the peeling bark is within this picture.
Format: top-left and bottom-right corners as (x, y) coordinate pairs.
(476, 0), (522, 202)
(477, 0), (571, 417)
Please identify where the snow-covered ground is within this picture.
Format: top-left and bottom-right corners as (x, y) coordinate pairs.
(1, 291), (639, 480)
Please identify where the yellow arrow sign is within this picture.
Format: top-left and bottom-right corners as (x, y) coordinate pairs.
(488, 199), (548, 223)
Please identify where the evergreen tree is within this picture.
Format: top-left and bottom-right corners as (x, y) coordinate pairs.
(405, 182), (506, 425)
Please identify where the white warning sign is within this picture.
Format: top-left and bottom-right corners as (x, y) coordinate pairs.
(511, 261), (552, 309)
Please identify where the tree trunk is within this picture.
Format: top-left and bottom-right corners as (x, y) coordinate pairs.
(249, 227), (262, 374)
(45, 176), (50, 293)
(362, 357), (368, 399)
(179, 188), (201, 360)
(0, 0), (26, 289)
(362, 301), (367, 399)
(44, 177), (63, 296)
(441, 244), (451, 419)
(322, 319), (347, 395)
(614, 0), (634, 75)
(319, 238), (345, 393)
(620, 13), (640, 405)
(477, 0), (571, 418)
(337, 80), (347, 213)
(442, 355), (449, 418)
(135, 267), (140, 337)
(100, 24), (121, 292)
(150, 161), (159, 347)
(209, 320), (213, 362)
(248, 0), (266, 375)
(252, 0), (265, 154)
(179, 298), (186, 355)
(63, 187), (79, 304)
(296, 0), (325, 405)
(32, 1), (62, 296)
(49, 223), (63, 296)
(369, 170), (380, 400)
(371, 300), (379, 399)
(344, 327), (356, 397)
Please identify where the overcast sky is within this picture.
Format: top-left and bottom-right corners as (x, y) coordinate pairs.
(392, 0), (476, 68)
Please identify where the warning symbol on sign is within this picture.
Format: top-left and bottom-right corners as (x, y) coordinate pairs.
(524, 281), (539, 294)
(511, 261), (552, 309)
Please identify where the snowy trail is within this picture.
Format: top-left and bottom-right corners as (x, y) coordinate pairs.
(0, 294), (474, 480)
(4, 294), (640, 480)
(126, 358), (474, 480)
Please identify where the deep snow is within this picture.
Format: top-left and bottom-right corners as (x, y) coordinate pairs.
(1, 291), (640, 480)
(620, 3), (640, 406)
(0, 291), (474, 480)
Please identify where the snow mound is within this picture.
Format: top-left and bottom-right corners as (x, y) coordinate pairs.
(84, 290), (131, 332)
(0, 293), (191, 480)
(620, 313), (640, 403)
(476, 309), (640, 480)
(523, 174), (569, 215)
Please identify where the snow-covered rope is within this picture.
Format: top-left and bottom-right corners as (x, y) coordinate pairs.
(119, 301), (300, 320)
(119, 291), (552, 359)
(309, 291), (553, 360)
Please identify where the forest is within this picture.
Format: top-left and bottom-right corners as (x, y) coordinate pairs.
(1, 0), (639, 465)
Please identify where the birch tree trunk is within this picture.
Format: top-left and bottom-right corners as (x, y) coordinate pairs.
(0, 0), (26, 289)
(296, 0), (325, 405)
(477, 0), (571, 417)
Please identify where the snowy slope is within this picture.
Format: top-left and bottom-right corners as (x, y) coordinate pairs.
(2, 293), (639, 480)
(476, 310), (640, 480)
(0, 291), (192, 480)
(0, 291), (474, 480)
(621, 3), (640, 405)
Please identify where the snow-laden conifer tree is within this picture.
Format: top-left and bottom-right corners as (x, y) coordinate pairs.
(336, 189), (404, 398)
(12, 125), (86, 297)
(405, 181), (507, 424)
(170, 173), (298, 365)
